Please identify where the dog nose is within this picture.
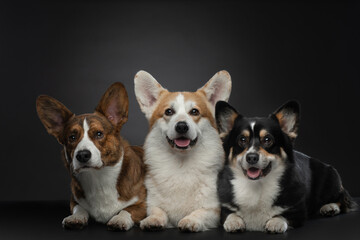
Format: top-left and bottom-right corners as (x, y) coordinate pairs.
(246, 153), (259, 165)
(175, 121), (189, 134)
(76, 150), (92, 163)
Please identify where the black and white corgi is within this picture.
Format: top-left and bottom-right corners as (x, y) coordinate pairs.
(215, 100), (357, 233)
(134, 70), (232, 232)
(36, 83), (147, 230)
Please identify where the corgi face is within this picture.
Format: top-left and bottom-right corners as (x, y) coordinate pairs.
(215, 100), (299, 180)
(134, 70), (232, 152)
(36, 82), (129, 173)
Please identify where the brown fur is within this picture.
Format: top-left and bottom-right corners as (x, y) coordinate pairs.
(36, 82), (147, 225)
(149, 90), (216, 129)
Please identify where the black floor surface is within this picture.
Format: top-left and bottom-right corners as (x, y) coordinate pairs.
(0, 200), (359, 240)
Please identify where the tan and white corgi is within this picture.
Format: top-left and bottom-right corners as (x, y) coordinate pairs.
(36, 82), (146, 230)
(134, 70), (232, 232)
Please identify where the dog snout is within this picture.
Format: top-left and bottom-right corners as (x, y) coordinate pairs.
(246, 153), (259, 165)
(76, 150), (92, 163)
(175, 121), (189, 134)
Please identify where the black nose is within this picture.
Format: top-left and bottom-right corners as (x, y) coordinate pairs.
(175, 121), (189, 134)
(76, 150), (92, 163)
(246, 153), (259, 164)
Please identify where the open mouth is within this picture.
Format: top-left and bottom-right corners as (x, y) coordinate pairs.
(242, 162), (272, 180)
(166, 136), (198, 150)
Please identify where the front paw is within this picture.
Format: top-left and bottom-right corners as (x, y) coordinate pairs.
(320, 203), (340, 217)
(178, 216), (206, 232)
(223, 213), (246, 233)
(265, 217), (288, 234)
(62, 215), (88, 230)
(140, 215), (166, 231)
(107, 210), (134, 231)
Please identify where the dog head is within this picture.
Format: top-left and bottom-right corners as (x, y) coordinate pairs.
(36, 82), (129, 173)
(134, 70), (231, 152)
(215, 100), (299, 180)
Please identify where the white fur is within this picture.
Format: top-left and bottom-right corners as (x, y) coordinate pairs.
(250, 121), (255, 131)
(62, 204), (89, 227)
(198, 70), (232, 106)
(73, 119), (102, 171)
(143, 118), (223, 229)
(265, 216), (288, 233)
(134, 70), (165, 120)
(107, 210), (134, 230)
(223, 213), (245, 232)
(229, 163), (287, 232)
(320, 203), (340, 216)
(74, 154), (138, 223)
(135, 70), (231, 231)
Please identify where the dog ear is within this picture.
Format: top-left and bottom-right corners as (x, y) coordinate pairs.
(198, 70), (232, 106)
(272, 100), (300, 141)
(134, 70), (166, 120)
(95, 82), (129, 131)
(215, 101), (240, 138)
(36, 95), (74, 144)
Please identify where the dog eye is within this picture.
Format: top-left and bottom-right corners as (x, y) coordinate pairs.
(164, 108), (175, 116)
(238, 135), (249, 147)
(68, 134), (76, 142)
(189, 108), (200, 116)
(262, 135), (273, 147)
(95, 131), (104, 139)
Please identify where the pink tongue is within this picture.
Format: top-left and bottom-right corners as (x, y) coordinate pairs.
(247, 168), (261, 179)
(174, 138), (191, 147)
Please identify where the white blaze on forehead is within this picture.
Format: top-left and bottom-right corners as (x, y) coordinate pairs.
(174, 94), (186, 115)
(250, 121), (256, 131)
(73, 118), (102, 171)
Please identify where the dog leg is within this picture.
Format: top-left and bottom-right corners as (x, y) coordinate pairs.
(265, 216), (288, 234)
(320, 203), (340, 217)
(140, 207), (168, 231)
(178, 208), (219, 232)
(223, 213), (246, 232)
(107, 201), (147, 231)
(107, 210), (134, 231)
(62, 204), (89, 230)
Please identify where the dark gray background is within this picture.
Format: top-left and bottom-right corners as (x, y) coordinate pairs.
(0, 0), (359, 201)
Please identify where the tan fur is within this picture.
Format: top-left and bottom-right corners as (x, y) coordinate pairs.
(149, 91), (216, 129)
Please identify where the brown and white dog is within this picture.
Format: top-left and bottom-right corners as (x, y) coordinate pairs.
(134, 71), (232, 232)
(36, 82), (146, 230)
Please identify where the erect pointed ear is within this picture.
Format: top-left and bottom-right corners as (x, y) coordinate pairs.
(272, 100), (300, 140)
(95, 82), (129, 131)
(215, 101), (241, 138)
(134, 70), (166, 120)
(198, 70), (232, 107)
(36, 95), (74, 143)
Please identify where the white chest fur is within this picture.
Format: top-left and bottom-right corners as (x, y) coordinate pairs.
(230, 166), (286, 231)
(74, 155), (138, 223)
(144, 121), (224, 227)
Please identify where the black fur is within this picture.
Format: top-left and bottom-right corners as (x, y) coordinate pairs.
(216, 100), (357, 231)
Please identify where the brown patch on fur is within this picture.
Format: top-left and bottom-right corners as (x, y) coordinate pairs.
(230, 148), (247, 168)
(149, 90), (216, 129)
(260, 129), (268, 138)
(123, 201), (147, 224)
(259, 147), (276, 158)
(148, 90), (174, 128)
(36, 95), (75, 144)
(70, 176), (85, 202)
(117, 141), (146, 202)
(242, 130), (250, 137)
(95, 82), (129, 132)
(183, 91), (216, 128)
